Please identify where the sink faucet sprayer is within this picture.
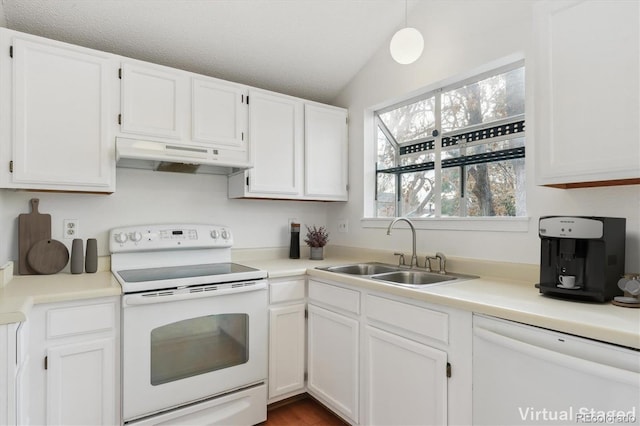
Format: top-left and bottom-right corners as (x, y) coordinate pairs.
(386, 217), (418, 268)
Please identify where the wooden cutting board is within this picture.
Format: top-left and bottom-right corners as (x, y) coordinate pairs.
(18, 198), (52, 275)
(27, 239), (69, 275)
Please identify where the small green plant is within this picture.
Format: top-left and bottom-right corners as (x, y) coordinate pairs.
(304, 225), (329, 248)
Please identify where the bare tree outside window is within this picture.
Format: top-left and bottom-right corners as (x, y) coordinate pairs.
(375, 65), (525, 218)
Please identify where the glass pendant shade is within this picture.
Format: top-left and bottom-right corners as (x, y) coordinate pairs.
(390, 27), (424, 65)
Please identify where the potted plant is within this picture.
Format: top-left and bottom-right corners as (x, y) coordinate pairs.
(305, 225), (329, 260)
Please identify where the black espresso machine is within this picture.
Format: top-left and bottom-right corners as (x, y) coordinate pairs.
(538, 216), (626, 302)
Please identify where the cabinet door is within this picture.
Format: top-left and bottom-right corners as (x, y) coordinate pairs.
(10, 37), (114, 191)
(534, 0), (640, 186)
(307, 304), (358, 424)
(364, 326), (447, 426)
(192, 77), (248, 150)
(121, 62), (186, 140)
(304, 104), (348, 200)
(247, 90), (303, 196)
(46, 338), (116, 426)
(268, 303), (306, 400)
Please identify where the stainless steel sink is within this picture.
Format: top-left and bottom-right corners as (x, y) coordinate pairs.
(317, 262), (478, 288)
(325, 263), (399, 275)
(371, 270), (456, 286)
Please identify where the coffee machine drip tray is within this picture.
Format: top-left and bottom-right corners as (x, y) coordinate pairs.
(536, 282), (606, 302)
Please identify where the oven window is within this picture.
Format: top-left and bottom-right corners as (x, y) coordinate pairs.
(150, 314), (249, 385)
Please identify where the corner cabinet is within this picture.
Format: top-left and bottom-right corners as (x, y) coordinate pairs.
(228, 91), (348, 201)
(534, 0), (640, 188)
(0, 29), (117, 192)
(27, 297), (119, 426)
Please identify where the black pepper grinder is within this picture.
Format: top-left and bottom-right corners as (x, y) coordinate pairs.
(289, 223), (300, 259)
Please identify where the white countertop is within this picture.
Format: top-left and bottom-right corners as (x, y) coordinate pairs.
(0, 271), (121, 324)
(1, 255), (638, 350)
(251, 256), (640, 350)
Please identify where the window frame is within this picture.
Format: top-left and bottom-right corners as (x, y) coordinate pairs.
(369, 59), (528, 228)
(361, 53), (532, 232)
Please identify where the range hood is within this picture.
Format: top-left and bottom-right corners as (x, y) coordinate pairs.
(115, 137), (251, 175)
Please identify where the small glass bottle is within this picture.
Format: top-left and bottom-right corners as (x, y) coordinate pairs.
(289, 223), (300, 259)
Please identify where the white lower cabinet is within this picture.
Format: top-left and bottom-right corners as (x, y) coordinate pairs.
(307, 279), (360, 424)
(268, 277), (307, 402)
(1, 321), (29, 426)
(27, 297), (119, 425)
(46, 338), (115, 425)
(307, 304), (359, 424)
(364, 326), (447, 426)
(305, 277), (472, 426)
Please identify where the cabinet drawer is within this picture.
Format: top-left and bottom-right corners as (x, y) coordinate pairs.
(269, 279), (305, 304)
(308, 280), (359, 315)
(366, 295), (448, 344)
(47, 302), (116, 339)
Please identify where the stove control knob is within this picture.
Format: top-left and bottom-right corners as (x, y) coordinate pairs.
(210, 230), (219, 239)
(114, 232), (128, 244)
(221, 229), (230, 240)
(129, 232), (143, 243)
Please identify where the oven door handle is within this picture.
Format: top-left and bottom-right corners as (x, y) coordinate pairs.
(122, 280), (267, 307)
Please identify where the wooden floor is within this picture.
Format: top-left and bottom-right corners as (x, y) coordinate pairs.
(263, 396), (347, 426)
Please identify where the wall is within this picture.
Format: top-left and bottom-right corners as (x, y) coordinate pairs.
(329, 0), (640, 271)
(0, 168), (329, 264)
(0, 3), (6, 28)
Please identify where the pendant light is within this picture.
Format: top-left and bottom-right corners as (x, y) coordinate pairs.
(389, 0), (424, 65)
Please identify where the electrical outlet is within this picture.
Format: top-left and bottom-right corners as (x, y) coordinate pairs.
(337, 219), (349, 233)
(63, 219), (79, 239)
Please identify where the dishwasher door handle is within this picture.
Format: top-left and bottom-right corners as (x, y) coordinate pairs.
(474, 326), (639, 387)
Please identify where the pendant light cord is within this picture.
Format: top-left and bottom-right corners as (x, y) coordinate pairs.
(405, 0), (408, 27)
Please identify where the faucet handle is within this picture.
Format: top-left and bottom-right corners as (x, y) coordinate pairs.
(393, 252), (406, 266)
(435, 252), (447, 274)
(424, 256), (436, 272)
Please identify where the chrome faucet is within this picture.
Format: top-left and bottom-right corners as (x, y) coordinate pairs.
(386, 217), (418, 268)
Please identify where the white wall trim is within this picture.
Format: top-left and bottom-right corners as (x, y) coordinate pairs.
(361, 216), (531, 233)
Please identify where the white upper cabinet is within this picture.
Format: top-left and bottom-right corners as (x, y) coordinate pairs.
(534, 0), (640, 188)
(229, 89), (303, 197)
(192, 77), (248, 150)
(120, 62), (187, 141)
(0, 29), (116, 192)
(304, 104), (348, 200)
(248, 90), (303, 196)
(118, 61), (251, 167)
(228, 91), (348, 201)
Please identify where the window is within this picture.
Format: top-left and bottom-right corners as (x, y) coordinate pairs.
(375, 63), (525, 218)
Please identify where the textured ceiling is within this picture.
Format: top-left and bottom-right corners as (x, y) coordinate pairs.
(1, 0), (416, 104)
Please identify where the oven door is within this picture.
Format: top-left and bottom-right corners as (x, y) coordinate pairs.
(121, 281), (268, 422)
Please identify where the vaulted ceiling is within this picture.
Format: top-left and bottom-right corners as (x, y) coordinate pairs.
(1, 0), (417, 103)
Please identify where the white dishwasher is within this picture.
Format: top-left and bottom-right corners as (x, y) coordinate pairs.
(473, 315), (640, 425)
